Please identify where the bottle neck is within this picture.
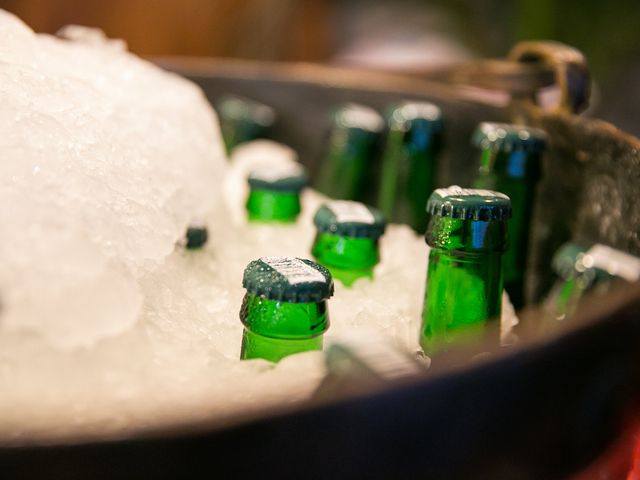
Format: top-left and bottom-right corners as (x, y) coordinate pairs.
(475, 148), (541, 307)
(478, 149), (541, 181)
(240, 293), (329, 362)
(240, 293), (328, 339)
(378, 126), (441, 232)
(246, 188), (301, 222)
(241, 330), (323, 362)
(220, 118), (265, 156)
(476, 150), (540, 239)
(311, 232), (379, 285)
(420, 247), (504, 355)
(544, 266), (609, 321)
(425, 216), (508, 254)
(403, 119), (442, 155)
(544, 277), (584, 321)
(315, 127), (379, 200)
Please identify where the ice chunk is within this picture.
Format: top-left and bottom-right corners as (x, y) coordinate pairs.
(0, 9), (225, 348)
(56, 25), (127, 52)
(501, 291), (520, 345)
(0, 195), (142, 349)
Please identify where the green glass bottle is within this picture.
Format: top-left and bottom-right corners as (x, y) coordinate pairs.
(544, 243), (605, 321)
(544, 243), (640, 320)
(240, 256), (334, 362)
(246, 163), (307, 223)
(315, 103), (384, 202)
(472, 122), (547, 309)
(378, 101), (444, 233)
(420, 186), (511, 356)
(311, 200), (386, 286)
(216, 95), (276, 155)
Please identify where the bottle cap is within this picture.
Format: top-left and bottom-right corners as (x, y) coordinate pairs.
(314, 201), (386, 239)
(185, 225), (208, 249)
(388, 101), (444, 132)
(217, 95), (276, 127)
(243, 256), (334, 303)
(334, 103), (384, 133)
(247, 163), (308, 193)
(552, 243), (590, 279)
(472, 122), (547, 153)
(426, 186), (512, 221)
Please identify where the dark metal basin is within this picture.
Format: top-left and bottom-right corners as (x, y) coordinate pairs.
(2, 54), (639, 480)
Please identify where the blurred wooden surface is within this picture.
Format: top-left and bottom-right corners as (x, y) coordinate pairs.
(0, 0), (335, 60)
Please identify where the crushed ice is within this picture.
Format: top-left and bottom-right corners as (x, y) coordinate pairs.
(0, 10), (517, 442)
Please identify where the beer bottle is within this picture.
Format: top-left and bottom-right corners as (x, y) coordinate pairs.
(420, 186), (511, 355)
(315, 103), (384, 201)
(240, 256), (333, 362)
(246, 163), (307, 223)
(378, 101), (443, 233)
(216, 95), (276, 154)
(545, 243), (640, 320)
(472, 122), (547, 309)
(311, 200), (386, 286)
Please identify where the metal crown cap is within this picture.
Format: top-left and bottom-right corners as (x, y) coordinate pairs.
(334, 103), (385, 133)
(217, 95), (276, 127)
(426, 186), (512, 221)
(242, 256), (334, 303)
(313, 201), (386, 239)
(185, 225), (208, 249)
(472, 122), (547, 153)
(388, 101), (444, 131)
(247, 164), (308, 193)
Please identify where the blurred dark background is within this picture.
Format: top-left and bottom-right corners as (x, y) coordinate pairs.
(1, 0), (638, 134)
